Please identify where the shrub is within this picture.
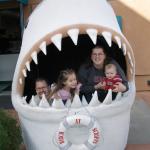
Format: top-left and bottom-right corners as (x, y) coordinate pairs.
(0, 109), (22, 150)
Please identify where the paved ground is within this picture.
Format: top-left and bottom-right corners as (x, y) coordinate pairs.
(126, 92), (150, 149)
(128, 98), (150, 144)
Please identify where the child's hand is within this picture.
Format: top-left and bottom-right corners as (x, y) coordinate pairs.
(94, 82), (105, 90)
(99, 81), (106, 90)
(75, 83), (82, 94)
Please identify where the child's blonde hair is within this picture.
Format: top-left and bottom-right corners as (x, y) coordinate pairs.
(105, 63), (117, 72)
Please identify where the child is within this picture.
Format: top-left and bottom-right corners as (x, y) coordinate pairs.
(103, 63), (122, 90)
(51, 69), (81, 105)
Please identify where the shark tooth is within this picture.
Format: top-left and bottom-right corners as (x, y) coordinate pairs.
(89, 91), (100, 106)
(51, 33), (62, 51)
(25, 61), (30, 71)
(22, 69), (27, 77)
(65, 99), (72, 108)
(31, 51), (38, 64)
(103, 89), (112, 104)
(122, 43), (127, 55)
(19, 78), (23, 85)
(102, 31), (112, 47)
(82, 95), (88, 106)
(67, 28), (79, 45)
(115, 92), (122, 101)
(39, 41), (47, 55)
(130, 68), (133, 75)
(71, 94), (82, 108)
(127, 51), (131, 60)
(86, 28), (98, 45)
(52, 99), (65, 109)
(29, 96), (37, 107)
(39, 94), (50, 108)
(114, 36), (121, 48)
(22, 96), (27, 104)
(127, 52), (134, 68)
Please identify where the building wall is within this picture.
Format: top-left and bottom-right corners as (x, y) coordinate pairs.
(109, 0), (150, 91)
(23, 0), (150, 92)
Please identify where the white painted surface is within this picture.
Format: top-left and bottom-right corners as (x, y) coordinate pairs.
(11, 0), (136, 149)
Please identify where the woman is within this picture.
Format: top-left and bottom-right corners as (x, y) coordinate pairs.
(78, 46), (128, 103)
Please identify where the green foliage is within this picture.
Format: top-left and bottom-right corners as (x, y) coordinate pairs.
(0, 109), (22, 150)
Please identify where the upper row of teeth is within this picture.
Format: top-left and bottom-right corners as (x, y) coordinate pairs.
(19, 28), (134, 84)
(21, 89), (123, 109)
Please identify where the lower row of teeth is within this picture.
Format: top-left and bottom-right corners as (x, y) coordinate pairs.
(21, 90), (123, 109)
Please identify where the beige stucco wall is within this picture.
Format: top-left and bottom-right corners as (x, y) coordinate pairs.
(24, 0), (150, 91)
(109, 0), (150, 91)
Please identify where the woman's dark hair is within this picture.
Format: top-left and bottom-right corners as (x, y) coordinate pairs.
(35, 77), (49, 86)
(35, 78), (49, 91)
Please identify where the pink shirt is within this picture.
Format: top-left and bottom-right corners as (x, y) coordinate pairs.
(57, 89), (71, 100)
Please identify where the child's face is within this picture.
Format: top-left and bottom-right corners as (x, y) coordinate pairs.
(105, 67), (116, 79)
(64, 73), (77, 89)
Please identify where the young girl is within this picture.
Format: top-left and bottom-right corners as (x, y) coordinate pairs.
(51, 69), (81, 105)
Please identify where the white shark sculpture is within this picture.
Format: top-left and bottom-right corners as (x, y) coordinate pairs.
(11, 0), (136, 149)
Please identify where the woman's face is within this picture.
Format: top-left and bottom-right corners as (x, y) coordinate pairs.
(91, 47), (106, 68)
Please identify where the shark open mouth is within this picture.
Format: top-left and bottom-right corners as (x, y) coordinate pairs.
(16, 25), (134, 100)
(11, 0), (136, 150)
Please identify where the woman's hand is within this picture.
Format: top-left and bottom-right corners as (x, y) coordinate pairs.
(94, 82), (105, 90)
(113, 82), (126, 92)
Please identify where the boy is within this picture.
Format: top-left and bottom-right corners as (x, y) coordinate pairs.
(103, 63), (122, 90)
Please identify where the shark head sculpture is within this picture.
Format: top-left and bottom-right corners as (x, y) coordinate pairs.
(11, 0), (135, 149)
